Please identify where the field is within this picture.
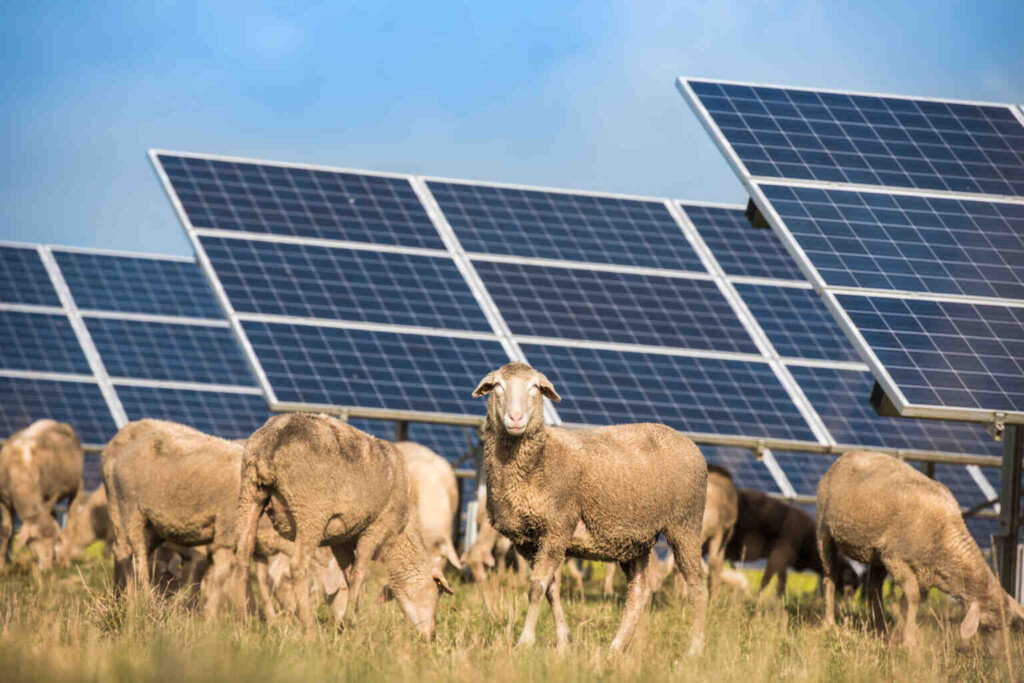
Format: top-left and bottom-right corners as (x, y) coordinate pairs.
(1, 546), (1021, 682)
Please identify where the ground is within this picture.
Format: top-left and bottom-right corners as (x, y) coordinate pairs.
(1, 545), (1021, 682)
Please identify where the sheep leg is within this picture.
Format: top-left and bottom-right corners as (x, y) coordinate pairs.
(817, 527), (839, 626)
(866, 564), (887, 635)
(885, 559), (920, 649)
(546, 568), (571, 653)
(0, 503), (12, 569)
(666, 524), (707, 657)
(348, 528), (387, 613)
(516, 545), (565, 648)
(602, 562), (617, 598)
(564, 558), (585, 598)
(203, 547), (234, 618)
(253, 558), (279, 622)
(124, 509), (152, 595)
(609, 552), (653, 653)
(290, 529), (320, 627)
(328, 545), (354, 624)
(706, 529), (726, 597)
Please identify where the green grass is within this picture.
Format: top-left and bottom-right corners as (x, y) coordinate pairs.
(1, 552), (1021, 682)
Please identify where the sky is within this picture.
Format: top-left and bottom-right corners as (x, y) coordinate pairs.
(3, 1), (1022, 257)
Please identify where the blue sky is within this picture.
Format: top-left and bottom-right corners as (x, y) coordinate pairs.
(3, 1), (1022, 256)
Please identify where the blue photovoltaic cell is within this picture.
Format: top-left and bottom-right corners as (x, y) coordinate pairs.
(702, 445), (781, 493)
(116, 386), (271, 440)
(476, 261), (758, 353)
(680, 203), (804, 281)
(0, 377), (116, 445)
(787, 364), (1002, 455)
(349, 418), (478, 464)
(838, 294), (1024, 413)
(429, 181), (706, 272)
(242, 321), (509, 414)
(157, 154), (443, 249)
(520, 344), (816, 441)
(761, 184), (1024, 298)
(201, 236), (490, 332)
(0, 311), (91, 375)
(686, 79), (1024, 196)
(966, 517), (999, 551)
(55, 251), (222, 319)
(734, 283), (860, 362)
(86, 318), (254, 386)
(0, 246), (59, 307)
(772, 451), (836, 496)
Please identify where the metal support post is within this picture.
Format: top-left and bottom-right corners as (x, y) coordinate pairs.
(996, 424), (1023, 596)
(394, 420), (409, 443)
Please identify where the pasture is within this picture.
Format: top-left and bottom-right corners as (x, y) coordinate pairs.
(1, 546), (1020, 682)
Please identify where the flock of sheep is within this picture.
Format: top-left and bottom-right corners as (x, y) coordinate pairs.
(1, 360), (1021, 658)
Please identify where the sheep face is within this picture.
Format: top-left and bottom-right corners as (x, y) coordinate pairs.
(390, 566), (453, 640)
(962, 594), (1024, 656)
(473, 362), (560, 437)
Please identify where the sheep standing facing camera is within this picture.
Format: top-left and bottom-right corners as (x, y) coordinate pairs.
(473, 362), (708, 655)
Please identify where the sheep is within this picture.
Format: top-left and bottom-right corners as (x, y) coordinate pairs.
(602, 465), (738, 598)
(56, 486), (114, 565)
(726, 488), (857, 598)
(234, 413), (453, 639)
(394, 441), (463, 572)
(0, 419), (84, 571)
(817, 450), (1024, 655)
(463, 487), (529, 584)
(473, 361), (708, 655)
(102, 419), (289, 615)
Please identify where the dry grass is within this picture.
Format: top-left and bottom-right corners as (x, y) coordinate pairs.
(1, 547), (1021, 682)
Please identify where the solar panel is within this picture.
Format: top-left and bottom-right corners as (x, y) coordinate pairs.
(55, 250), (223, 319)
(350, 418), (478, 464)
(680, 78), (1024, 197)
(85, 317), (255, 386)
(759, 184), (1024, 298)
(772, 451), (836, 496)
(428, 180), (706, 272)
(0, 245), (60, 307)
(837, 294), (1024, 413)
(0, 376), (117, 446)
(242, 320), (508, 416)
(200, 235), (490, 331)
(681, 203), (804, 281)
(703, 445), (782, 493)
(0, 311), (92, 375)
(156, 153), (444, 248)
(116, 385), (270, 440)
(787, 364), (1001, 455)
(519, 343), (816, 442)
(734, 283), (860, 362)
(475, 260), (758, 352)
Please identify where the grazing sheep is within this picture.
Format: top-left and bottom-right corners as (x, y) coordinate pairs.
(0, 420), (84, 571)
(473, 362), (708, 655)
(394, 441), (463, 572)
(56, 486), (114, 565)
(726, 488), (857, 597)
(463, 488), (529, 584)
(818, 451), (1024, 654)
(102, 419), (288, 614)
(234, 414), (453, 639)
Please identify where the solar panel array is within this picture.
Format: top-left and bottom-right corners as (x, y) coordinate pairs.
(679, 78), (1024, 429)
(151, 151), (1006, 517)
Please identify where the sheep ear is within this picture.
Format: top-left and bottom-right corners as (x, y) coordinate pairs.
(432, 566), (454, 595)
(1006, 593), (1024, 621)
(472, 371), (499, 398)
(536, 372), (561, 402)
(960, 600), (980, 640)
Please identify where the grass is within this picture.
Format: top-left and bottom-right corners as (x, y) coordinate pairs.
(1, 548), (1022, 682)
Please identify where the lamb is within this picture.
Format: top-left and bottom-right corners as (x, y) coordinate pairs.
(394, 441), (463, 572)
(234, 413), (453, 639)
(817, 451), (1024, 655)
(726, 488), (857, 597)
(56, 486), (114, 565)
(102, 419), (290, 614)
(0, 420), (84, 571)
(473, 361), (708, 654)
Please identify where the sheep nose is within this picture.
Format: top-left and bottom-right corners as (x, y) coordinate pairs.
(508, 412), (523, 423)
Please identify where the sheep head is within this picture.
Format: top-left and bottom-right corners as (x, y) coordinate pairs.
(472, 362), (560, 438)
(961, 591), (1024, 656)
